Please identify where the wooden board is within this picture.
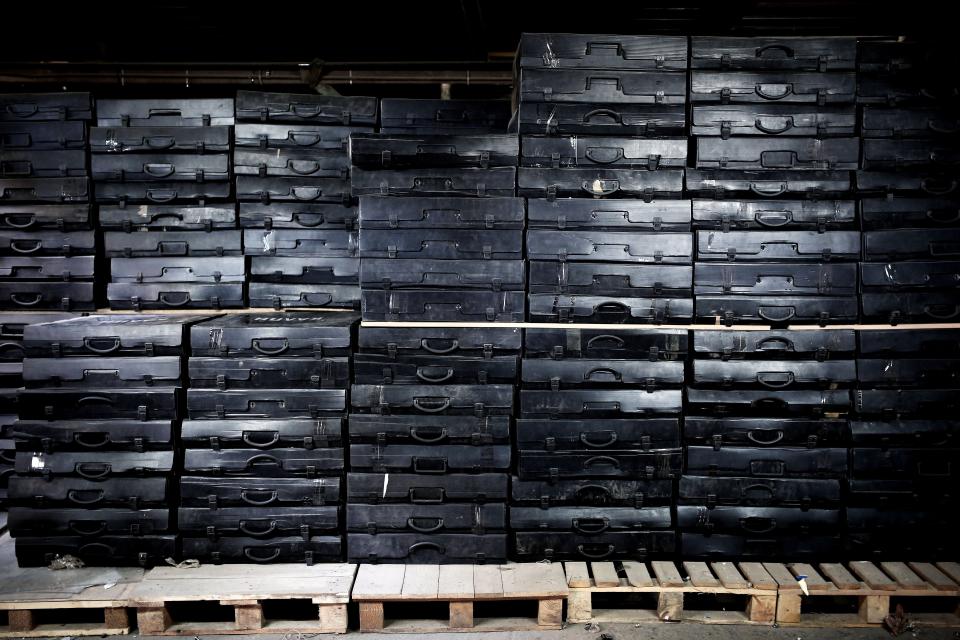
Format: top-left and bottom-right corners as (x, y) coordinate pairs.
(712, 563), (749, 590)
(684, 562), (720, 588)
(438, 566), (474, 600)
(353, 565), (406, 601)
(401, 565), (440, 600)
(565, 562), (591, 588)
(651, 561), (684, 587)
(763, 563), (801, 590)
(788, 563), (832, 591)
(849, 562), (897, 591)
(879, 562), (928, 590)
(472, 565), (503, 599)
(499, 564), (567, 599)
(819, 563), (861, 590)
(739, 563), (778, 591)
(907, 563), (957, 591)
(621, 562), (654, 588)
(590, 563), (621, 588)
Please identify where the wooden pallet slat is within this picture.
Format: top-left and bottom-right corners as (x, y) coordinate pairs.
(472, 565), (504, 599)
(564, 562), (591, 589)
(880, 562), (928, 590)
(651, 561), (684, 587)
(936, 562), (960, 585)
(712, 562), (750, 590)
(907, 563), (957, 591)
(683, 562), (720, 588)
(439, 566), (475, 600)
(738, 563), (778, 591)
(621, 561), (654, 588)
(401, 565), (440, 599)
(849, 561), (897, 591)
(788, 563), (832, 591)
(763, 563), (801, 590)
(590, 563), (621, 588)
(819, 563), (861, 590)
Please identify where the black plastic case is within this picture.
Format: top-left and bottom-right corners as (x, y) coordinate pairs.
(239, 202), (357, 229)
(861, 259), (960, 290)
(358, 196), (524, 229)
(183, 448), (344, 477)
(518, 167), (683, 200)
(527, 198), (691, 231)
(17, 388), (179, 420)
(513, 531), (676, 561)
(349, 134), (519, 168)
(519, 34), (688, 70)
(350, 384), (512, 416)
(111, 257), (246, 284)
(23, 313), (206, 357)
(107, 283), (244, 310)
(94, 181), (231, 204)
(181, 418), (343, 449)
(691, 104), (857, 138)
(0, 93), (92, 122)
(234, 123), (362, 149)
(524, 328), (687, 360)
(15, 535), (176, 567)
(9, 507), (171, 536)
(104, 230), (242, 258)
(357, 326), (521, 358)
(236, 176), (351, 204)
(680, 533), (841, 560)
(691, 37), (856, 71)
(11, 420), (173, 452)
(347, 533), (506, 563)
(0, 178), (89, 203)
(0, 256), (94, 280)
(22, 356), (182, 388)
(516, 103), (687, 137)
(182, 536), (342, 564)
(528, 294), (693, 324)
(861, 107), (960, 138)
(521, 359), (683, 389)
(347, 414), (510, 445)
(360, 259), (524, 291)
(676, 505), (839, 533)
(96, 98), (234, 127)
(0, 204), (92, 231)
(346, 473), (508, 504)
(90, 154), (230, 182)
(190, 312), (357, 358)
(250, 257), (359, 284)
(98, 204), (236, 231)
(684, 417), (849, 448)
(0, 150), (87, 177)
(178, 506), (339, 537)
(349, 444), (510, 473)
(693, 329), (856, 359)
(0, 230), (95, 256)
(511, 477), (673, 507)
(528, 262), (692, 297)
(692, 199), (856, 231)
(678, 475), (841, 508)
(89, 126), (230, 152)
(686, 170), (851, 198)
(690, 72), (856, 104)
(247, 283), (360, 310)
(861, 292), (960, 325)
(521, 136), (686, 169)
(850, 448), (958, 479)
(518, 68), (687, 104)
(233, 148), (350, 179)
(695, 230), (860, 262)
(859, 197), (960, 230)
(186, 389), (345, 419)
(862, 139), (960, 170)
(516, 450), (681, 480)
(526, 230), (692, 263)
(8, 476), (170, 508)
(858, 329), (960, 357)
(686, 446), (848, 477)
(358, 229), (521, 260)
(353, 353), (518, 385)
(511, 506), (672, 531)
(685, 388), (850, 416)
(520, 389), (682, 417)
(696, 137), (859, 170)
(515, 418), (681, 450)
(347, 504), (506, 533)
(188, 357), (350, 389)
(856, 359), (960, 388)
(696, 294), (858, 325)
(863, 229), (960, 261)
(235, 91), (377, 125)
(379, 98), (510, 134)
(14, 451), (175, 478)
(179, 476), (341, 507)
(855, 171), (960, 197)
(361, 290), (525, 322)
(350, 168), (516, 197)
(849, 420), (957, 447)
(856, 388), (960, 417)
(692, 359), (855, 388)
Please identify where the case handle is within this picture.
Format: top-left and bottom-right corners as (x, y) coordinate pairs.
(75, 462), (111, 479)
(9, 239), (42, 254)
(749, 182), (788, 197)
(584, 147), (625, 164)
(68, 520), (108, 536)
(413, 457), (447, 474)
(302, 293), (333, 306)
(289, 132), (323, 146)
(239, 520), (278, 536)
(755, 43), (795, 58)
(585, 334), (625, 349)
(757, 306), (797, 323)
(246, 454), (282, 470)
(923, 304), (960, 320)
(292, 213), (324, 227)
(83, 337), (121, 354)
(925, 209), (960, 224)
(575, 484), (612, 501)
(73, 432), (111, 448)
(243, 546), (282, 562)
(252, 338), (289, 355)
(755, 210), (793, 227)
(409, 428), (447, 444)
(755, 83), (793, 100)
(746, 430), (785, 445)
(754, 116), (794, 134)
(291, 104), (322, 118)
(739, 517), (777, 534)
(412, 397), (452, 413)
(10, 293), (42, 307)
(5, 102), (39, 118)
(742, 483), (776, 500)
(582, 108), (622, 124)
(159, 292), (191, 307)
(928, 119), (959, 134)
(409, 487), (445, 504)
(240, 490), (279, 506)
(572, 518), (609, 534)
(756, 371), (795, 389)
(921, 178), (957, 196)
(242, 431), (280, 448)
(421, 338), (459, 354)
(415, 367), (454, 383)
(67, 489), (105, 506)
(1, 213), (36, 228)
(145, 189), (178, 203)
(584, 367), (621, 382)
(77, 395), (114, 406)
(584, 456), (620, 470)
(144, 136), (176, 149)
(291, 187), (322, 201)
(756, 336), (793, 352)
(408, 541), (445, 555)
(289, 160), (321, 175)
(577, 544), (615, 560)
(579, 431), (618, 448)
(143, 163), (176, 178)
(581, 178), (621, 196)
(407, 517), (444, 533)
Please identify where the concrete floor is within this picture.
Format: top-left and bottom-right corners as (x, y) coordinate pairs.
(127, 624), (960, 640)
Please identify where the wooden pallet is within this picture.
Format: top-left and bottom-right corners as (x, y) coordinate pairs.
(352, 564), (568, 632)
(564, 560), (779, 625)
(130, 563), (356, 635)
(0, 534), (140, 638)
(771, 561), (960, 628)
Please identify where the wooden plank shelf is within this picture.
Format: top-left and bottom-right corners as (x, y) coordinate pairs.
(351, 564), (568, 633)
(129, 563), (356, 635)
(564, 560), (778, 625)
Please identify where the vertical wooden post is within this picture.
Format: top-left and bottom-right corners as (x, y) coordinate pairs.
(657, 592), (683, 621)
(449, 601), (474, 628)
(746, 595), (777, 623)
(358, 602), (385, 632)
(775, 593), (802, 624)
(858, 595), (890, 624)
(232, 603), (264, 630)
(8, 610), (35, 633)
(103, 607), (130, 630)
(318, 603), (348, 633)
(537, 598), (563, 627)
(136, 606), (172, 635)
(566, 590), (593, 623)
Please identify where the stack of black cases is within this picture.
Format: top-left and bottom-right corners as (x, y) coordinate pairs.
(682, 329), (853, 559)
(516, 34), (690, 323)
(182, 312), (355, 564)
(348, 326), (518, 563)
(235, 91), (376, 309)
(848, 329), (960, 558)
(513, 327), (683, 561)
(688, 37), (861, 325)
(380, 98), (511, 135)
(857, 41), (960, 324)
(0, 313), (78, 508)
(0, 93), (96, 311)
(8, 314), (195, 566)
(92, 98), (243, 310)
(352, 112), (523, 322)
